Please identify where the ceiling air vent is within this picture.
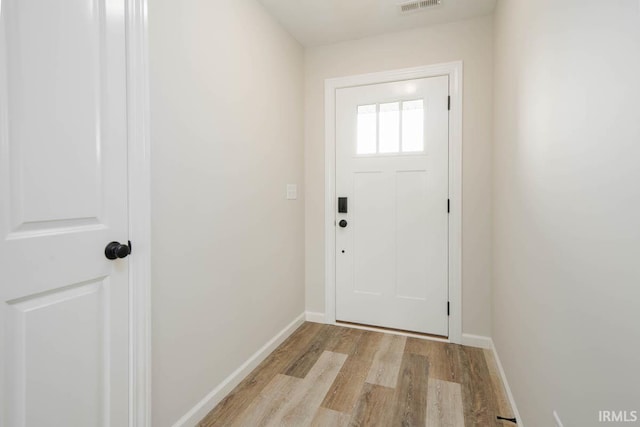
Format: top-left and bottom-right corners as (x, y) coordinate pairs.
(399, 0), (442, 14)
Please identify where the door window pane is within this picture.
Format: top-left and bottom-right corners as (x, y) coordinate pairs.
(379, 102), (400, 153)
(401, 100), (424, 152)
(356, 99), (425, 155)
(357, 104), (377, 154)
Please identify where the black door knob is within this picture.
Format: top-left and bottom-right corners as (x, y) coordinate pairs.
(105, 241), (131, 260)
(339, 219), (348, 228)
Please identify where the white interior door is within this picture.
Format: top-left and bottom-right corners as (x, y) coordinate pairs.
(335, 76), (449, 336)
(0, 0), (130, 425)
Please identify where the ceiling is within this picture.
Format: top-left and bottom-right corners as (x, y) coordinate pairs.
(258, 0), (497, 47)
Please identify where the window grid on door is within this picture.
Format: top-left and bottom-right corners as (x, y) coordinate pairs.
(356, 99), (424, 155)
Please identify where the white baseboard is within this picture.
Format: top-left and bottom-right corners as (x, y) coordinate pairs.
(305, 311), (326, 323)
(490, 340), (524, 427)
(171, 313), (306, 427)
(461, 333), (493, 349)
(463, 334), (523, 425)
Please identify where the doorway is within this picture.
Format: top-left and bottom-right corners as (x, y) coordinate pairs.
(0, 0), (151, 424)
(324, 63), (462, 342)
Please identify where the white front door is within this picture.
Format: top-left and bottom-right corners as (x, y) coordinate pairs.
(0, 0), (130, 425)
(335, 76), (450, 336)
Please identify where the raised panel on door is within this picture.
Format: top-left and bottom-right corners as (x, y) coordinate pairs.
(396, 170), (430, 300)
(335, 76), (449, 336)
(6, 0), (101, 232)
(6, 279), (111, 426)
(353, 171), (392, 296)
(0, 0), (130, 425)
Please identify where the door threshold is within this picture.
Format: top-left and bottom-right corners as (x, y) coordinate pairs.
(335, 320), (449, 343)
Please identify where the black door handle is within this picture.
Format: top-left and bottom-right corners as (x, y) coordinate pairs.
(339, 220), (348, 228)
(105, 241), (131, 260)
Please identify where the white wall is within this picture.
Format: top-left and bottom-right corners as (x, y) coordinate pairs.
(493, 1), (640, 425)
(148, 0), (304, 425)
(304, 16), (494, 336)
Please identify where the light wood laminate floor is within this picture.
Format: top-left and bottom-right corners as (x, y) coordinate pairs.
(199, 322), (515, 426)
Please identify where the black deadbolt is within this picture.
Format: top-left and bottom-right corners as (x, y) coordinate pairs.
(339, 219), (348, 228)
(105, 241), (131, 260)
(338, 197), (348, 213)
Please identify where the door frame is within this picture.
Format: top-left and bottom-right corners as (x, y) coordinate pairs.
(324, 62), (463, 344)
(126, 0), (152, 425)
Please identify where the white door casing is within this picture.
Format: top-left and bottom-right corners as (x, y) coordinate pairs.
(335, 77), (449, 336)
(324, 63), (463, 343)
(0, 0), (147, 424)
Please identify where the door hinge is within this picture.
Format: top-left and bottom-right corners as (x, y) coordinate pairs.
(447, 301), (450, 316)
(447, 199), (450, 213)
(447, 96), (451, 111)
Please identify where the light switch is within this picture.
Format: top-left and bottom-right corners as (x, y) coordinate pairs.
(286, 184), (297, 200)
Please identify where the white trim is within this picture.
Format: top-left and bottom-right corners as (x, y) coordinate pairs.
(337, 322), (450, 343)
(324, 79), (336, 325)
(490, 340), (524, 426)
(323, 62), (463, 344)
(305, 311), (326, 323)
(308, 312), (450, 343)
(125, 1), (152, 426)
(461, 333), (493, 349)
(171, 313), (306, 427)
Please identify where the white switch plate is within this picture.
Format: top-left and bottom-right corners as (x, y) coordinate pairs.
(286, 184), (297, 200)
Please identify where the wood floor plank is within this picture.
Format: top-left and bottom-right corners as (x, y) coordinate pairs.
(284, 325), (336, 378)
(405, 338), (461, 383)
(457, 346), (501, 427)
(321, 355), (371, 413)
(426, 379), (465, 427)
(392, 352), (429, 426)
(198, 322), (324, 426)
(311, 407), (351, 427)
(483, 349), (514, 419)
(229, 374), (301, 427)
(349, 383), (395, 427)
(366, 334), (407, 387)
(273, 351), (348, 426)
(200, 323), (511, 427)
(351, 330), (385, 362)
(324, 325), (365, 355)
